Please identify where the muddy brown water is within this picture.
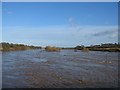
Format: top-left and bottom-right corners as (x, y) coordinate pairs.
(2, 50), (119, 88)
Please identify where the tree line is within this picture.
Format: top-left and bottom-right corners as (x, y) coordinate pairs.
(74, 43), (120, 52)
(0, 42), (41, 51)
(1, 42), (120, 52)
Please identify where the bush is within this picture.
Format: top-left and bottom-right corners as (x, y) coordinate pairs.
(82, 47), (89, 52)
(45, 46), (61, 52)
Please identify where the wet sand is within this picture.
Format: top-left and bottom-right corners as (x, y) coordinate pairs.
(2, 50), (119, 88)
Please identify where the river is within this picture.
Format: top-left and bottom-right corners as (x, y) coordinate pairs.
(2, 49), (119, 88)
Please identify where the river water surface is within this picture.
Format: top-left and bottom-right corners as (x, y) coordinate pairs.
(2, 50), (119, 88)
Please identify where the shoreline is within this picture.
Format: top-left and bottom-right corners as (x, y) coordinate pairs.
(1, 42), (120, 52)
(1, 48), (120, 52)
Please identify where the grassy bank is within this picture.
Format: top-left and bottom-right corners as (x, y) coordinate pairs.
(45, 46), (61, 52)
(1, 42), (120, 52)
(75, 43), (120, 52)
(1, 42), (41, 51)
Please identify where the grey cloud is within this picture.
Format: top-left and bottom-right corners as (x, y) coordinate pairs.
(92, 30), (117, 37)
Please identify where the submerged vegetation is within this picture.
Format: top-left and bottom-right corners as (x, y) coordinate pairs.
(0, 42), (41, 51)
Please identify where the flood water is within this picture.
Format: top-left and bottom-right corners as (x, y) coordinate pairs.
(2, 49), (119, 88)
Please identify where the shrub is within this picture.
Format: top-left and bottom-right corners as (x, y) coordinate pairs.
(82, 47), (89, 52)
(45, 46), (61, 52)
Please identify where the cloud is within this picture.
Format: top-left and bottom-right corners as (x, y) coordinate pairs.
(7, 11), (13, 14)
(68, 17), (81, 31)
(3, 25), (118, 46)
(93, 30), (117, 36)
(92, 28), (118, 38)
(69, 17), (77, 27)
(68, 17), (74, 22)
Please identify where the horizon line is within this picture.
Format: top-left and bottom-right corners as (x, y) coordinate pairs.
(0, 41), (119, 47)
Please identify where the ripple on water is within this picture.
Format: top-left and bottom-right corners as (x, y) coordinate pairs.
(31, 58), (48, 63)
(2, 50), (119, 88)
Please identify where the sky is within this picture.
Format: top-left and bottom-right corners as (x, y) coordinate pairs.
(2, 2), (118, 47)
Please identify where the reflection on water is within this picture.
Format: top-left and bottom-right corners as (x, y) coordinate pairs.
(2, 50), (119, 88)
